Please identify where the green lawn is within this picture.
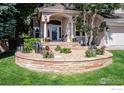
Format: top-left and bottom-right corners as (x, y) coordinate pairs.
(0, 50), (124, 85)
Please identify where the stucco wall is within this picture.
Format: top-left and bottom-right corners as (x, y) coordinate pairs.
(61, 17), (68, 36)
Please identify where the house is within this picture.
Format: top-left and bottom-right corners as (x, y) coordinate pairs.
(32, 4), (124, 49)
(32, 4), (80, 42)
(104, 9), (124, 49)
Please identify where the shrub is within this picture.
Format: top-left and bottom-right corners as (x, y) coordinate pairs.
(42, 46), (54, 58)
(55, 46), (71, 54)
(23, 42), (32, 53)
(60, 48), (71, 54)
(22, 33), (30, 39)
(96, 46), (105, 55)
(85, 49), (96, 57)
(96, 48), (103, 55)
(43, 50), (54, 58)
(23, 38), (40, 53)
(47, 51), (54, 58)
(72, 37), (76, 42)
(100, 46), (105, 54)
(44, 37), (50, 42)
(55, 45), (61, 51)
(45, 45), (50, 51)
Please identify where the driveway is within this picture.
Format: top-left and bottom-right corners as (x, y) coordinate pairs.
(106, 45), (124, 50)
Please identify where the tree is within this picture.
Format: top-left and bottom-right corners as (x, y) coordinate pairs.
(0, 3), (17, 39)
(120, 4), (124, 9)
(0, 3), (18, 50)
(75, 3), (121, 47)
(15, 3), (44, 46)
(87, 4), (120, 47)
(75, 4), (90, 46)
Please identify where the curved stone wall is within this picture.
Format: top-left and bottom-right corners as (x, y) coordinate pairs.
(15, 52), (113, 74)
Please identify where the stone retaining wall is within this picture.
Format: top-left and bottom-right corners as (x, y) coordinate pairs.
(15, 55), (112, 74)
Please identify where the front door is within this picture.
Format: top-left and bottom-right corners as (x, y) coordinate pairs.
(52, 26), (58, 40)
(48, 25), (61, 41)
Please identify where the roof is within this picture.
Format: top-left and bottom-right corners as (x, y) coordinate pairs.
(38, 4), (80, 14)
(42, 4), (65, 10)
(105, 18), (124, 27)
(104, 9), (124, 26)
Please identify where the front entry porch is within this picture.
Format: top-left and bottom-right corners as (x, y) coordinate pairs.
(48, 24), (62, 41)
(41, 14), (74, 42)
(32, 4), (80, 42)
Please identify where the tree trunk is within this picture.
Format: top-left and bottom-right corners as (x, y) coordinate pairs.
(89, 10), (97, 47)
(83, 4), (88, 46)
(89, 31), (93, 47)
(84, 32), (88, 46)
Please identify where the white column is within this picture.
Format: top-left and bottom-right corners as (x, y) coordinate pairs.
(71, 22), (74, 39)
(44, 22), (47, 39)
(40, 22), (42, 38)
(67, 23), (71, 42)
(40, 21), (43, 42)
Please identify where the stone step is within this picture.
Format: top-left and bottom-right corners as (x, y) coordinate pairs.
(42, 42), (82, 50)
(42, 42), (80, 46)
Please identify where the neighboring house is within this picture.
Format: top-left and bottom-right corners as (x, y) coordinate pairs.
(32, 4), (124, 48)
(104, 9), (124, 49)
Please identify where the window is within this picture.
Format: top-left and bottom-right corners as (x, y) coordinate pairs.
(82, 32), (85, 36)
(35, 28), (40, 38)
(48, 20), (61, 25)
(33, 27), (40, 38)
(48, 29), (50, 37)
(35, 33), (39, 38)
(59, 27), (61, 38)
(76, 31), (80, 36)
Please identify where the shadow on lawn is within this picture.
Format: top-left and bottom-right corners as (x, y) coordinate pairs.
(0, 50), (16, 59)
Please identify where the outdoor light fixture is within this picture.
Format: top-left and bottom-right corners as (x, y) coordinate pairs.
(44, 15), (47, 22)
(106, 25), (110, 32)
(72, 16), (75, 21)
(103, 21), (110, 32)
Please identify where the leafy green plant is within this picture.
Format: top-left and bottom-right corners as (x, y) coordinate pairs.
(43, 50), (54, 58)
(23, 41), (32, 53)
(47, 51), (54, 58)
(45, 46), (50, 51)
(72, 37), (76, 42)
(44, 37), (50, 42)
(96, 46), (105, 55)
(85, 49), (96, 57)
(43, 46), (54, 58)
(22, 33), (30, 39)
(60, 48), (71, 54)
(23, 38), (40, 53)
(96, 48), (102, 55)
(55, 45), (61, 51)
(101, 46), (105, 54)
